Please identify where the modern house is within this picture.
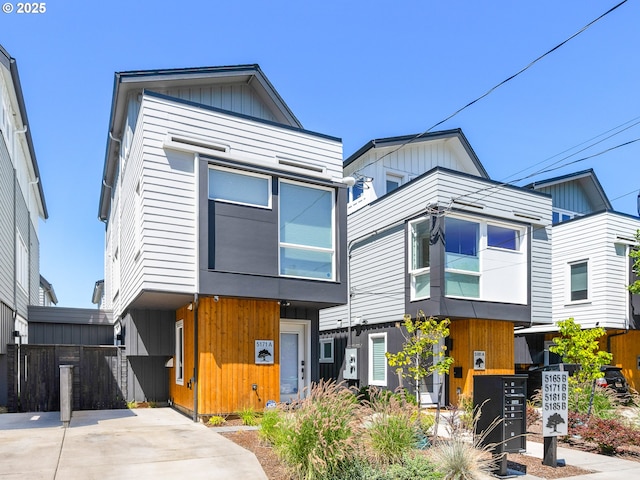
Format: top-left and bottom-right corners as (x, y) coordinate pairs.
(517, 169), (640, 391)
(0, 45), (48, 405)
(98, 65), (348, 417)
(319, 130), (552, 406)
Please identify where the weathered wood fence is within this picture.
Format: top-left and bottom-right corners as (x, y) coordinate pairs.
(6, 344), (127, 413)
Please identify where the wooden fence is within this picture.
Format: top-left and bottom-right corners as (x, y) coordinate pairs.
(6, 344), (127, 413)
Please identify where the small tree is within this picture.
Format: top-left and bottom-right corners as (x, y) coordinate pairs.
(629, 229), (640, 294)
(549, 318), (612, 384)
(386, 311), (454, 404)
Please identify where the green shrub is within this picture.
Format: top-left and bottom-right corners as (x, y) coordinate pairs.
(384, 453), (443, 480)
(237, 406), (260, 426)
(568, 382), (617, 419)
(272, 379), (360, 479)
(365, 387), (419, 464)
(207, 415), (227, 426)
(258, 408), (283, 444)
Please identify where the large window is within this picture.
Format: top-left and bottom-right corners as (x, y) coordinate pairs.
(209, 166), (271, 208)
(409, 218), (431, 300)
(570, 261), (588, 302)
(369, 333), (387, 386)
(445, 217), (480, 298)
(175, 320), (184, 385)
(279, 180), (335, 280)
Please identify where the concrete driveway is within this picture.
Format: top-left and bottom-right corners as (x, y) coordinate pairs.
(0, 408), (267, 479)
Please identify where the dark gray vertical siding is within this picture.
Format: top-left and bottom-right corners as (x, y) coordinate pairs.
(123, 309), (174, 356)
(121, 309), (175, 402)
(0, 135), (14, 308)
(26, 306), (114, 346)
(0, 301), (14, 355)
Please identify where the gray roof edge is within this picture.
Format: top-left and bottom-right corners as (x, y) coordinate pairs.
(525, 168), (612, 210)
(27, 305), (114, 325)
(1, 44), (48, 219)
(343, 129), (489, 178)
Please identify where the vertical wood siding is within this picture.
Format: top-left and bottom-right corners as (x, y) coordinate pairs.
(170, 297), (280, 416)
(608, 330), (640, 393)
(449, 319), (514, 405)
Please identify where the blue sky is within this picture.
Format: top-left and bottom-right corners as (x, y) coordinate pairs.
(1, 0), (638, 308)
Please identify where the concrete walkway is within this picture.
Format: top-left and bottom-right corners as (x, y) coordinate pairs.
(0, 408), (267, 480)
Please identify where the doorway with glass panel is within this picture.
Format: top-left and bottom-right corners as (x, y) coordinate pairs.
(280, 321), (309, 403)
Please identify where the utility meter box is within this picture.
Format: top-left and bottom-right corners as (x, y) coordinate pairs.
(343, 347), (359, 380)
(473, 374), (527, 454)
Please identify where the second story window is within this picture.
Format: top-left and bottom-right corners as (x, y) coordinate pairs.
(279, 180), (335, 281)
(386, 172), (403, 194)
(409, 218), (431, 300)
(209, 166), (271, 208)
(445, 217), (480, 298)
(569, 261), (588, 302)
(16, 231), (28, 293)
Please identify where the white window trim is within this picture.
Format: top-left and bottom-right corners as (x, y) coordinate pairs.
(175, 320), (184, 385)
(369, 332), (388, 387)
(134, 181), (142, 260)
(567, 259), (590, 305)
(278, 179), (336, 281)
(16, 230), (28, 294)
(385, 169), (406, 193)
(408, 217), (431, 300)
(208, 165), (272, 209)
(319, 338), (334, 363)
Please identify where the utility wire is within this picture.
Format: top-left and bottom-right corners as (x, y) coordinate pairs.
(354, 0), (629, 176)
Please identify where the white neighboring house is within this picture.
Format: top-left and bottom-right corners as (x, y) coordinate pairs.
(39, 275), (58, 306)
(0, 45), (48, 404)
(319, 130), (553, 406)
(517, 169), (640, 393)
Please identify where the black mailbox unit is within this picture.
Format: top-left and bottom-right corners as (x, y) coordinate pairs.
(474, 374), (527, 455)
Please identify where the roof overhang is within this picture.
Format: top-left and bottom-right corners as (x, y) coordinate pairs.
(343, 128), (489, 178)
(526, 168), (612, 211)
(98, 64), (302, 221)
(0, 45), (48, 219)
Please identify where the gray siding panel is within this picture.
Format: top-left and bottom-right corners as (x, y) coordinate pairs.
(0, 135), (14, 307)
(0, 301), (13, 355)
(122, 309), (174, 357)
(27, 306), (114, 345)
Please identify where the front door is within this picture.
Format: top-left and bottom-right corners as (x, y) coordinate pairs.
(280, 322), (308, 403)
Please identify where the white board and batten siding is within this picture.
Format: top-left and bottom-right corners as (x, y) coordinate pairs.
(552, 212), (640, 329)
(109, 91), (342, 317)
(343, 137), (485, 204)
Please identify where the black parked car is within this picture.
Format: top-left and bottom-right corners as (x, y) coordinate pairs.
(523, 363), (580, 400)
(597, 366), (630, 398)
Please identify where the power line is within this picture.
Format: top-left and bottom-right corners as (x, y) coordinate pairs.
(353, 0), (629, 177)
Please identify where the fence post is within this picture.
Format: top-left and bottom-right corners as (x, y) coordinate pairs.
(60, 365), (74, 427)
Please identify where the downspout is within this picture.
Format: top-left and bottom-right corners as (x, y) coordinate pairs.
(192, 293), (199, 422)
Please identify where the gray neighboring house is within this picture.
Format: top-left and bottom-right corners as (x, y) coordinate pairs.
(27, 306), (113, 345)
(0, 45), (48, 405)
(39, 275), (58, 306)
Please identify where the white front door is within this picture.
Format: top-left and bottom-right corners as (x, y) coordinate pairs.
(280, 321), (308, 403)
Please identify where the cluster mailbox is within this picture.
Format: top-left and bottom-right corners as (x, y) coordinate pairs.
(474, 375), (527, 474)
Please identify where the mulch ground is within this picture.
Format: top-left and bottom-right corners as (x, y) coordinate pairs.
(211, 418), (640, 480)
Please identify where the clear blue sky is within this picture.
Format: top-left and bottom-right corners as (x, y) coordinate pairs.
(1, 0), (638, 308)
